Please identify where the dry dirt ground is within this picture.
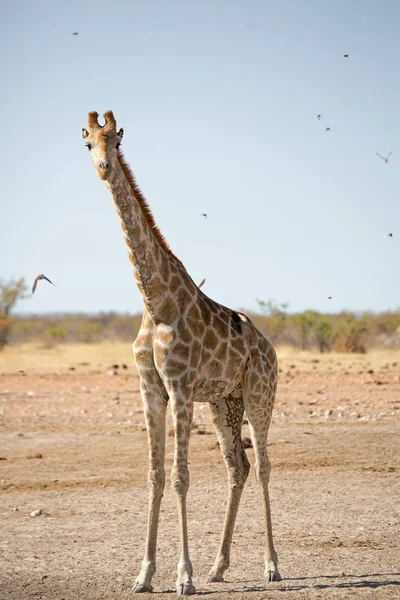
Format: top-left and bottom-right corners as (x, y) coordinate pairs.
(0, 344), (399, 600)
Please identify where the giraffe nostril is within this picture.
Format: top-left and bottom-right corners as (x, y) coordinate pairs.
(99, 161), (110, 171)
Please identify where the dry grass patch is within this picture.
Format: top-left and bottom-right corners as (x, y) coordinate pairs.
(276, 345), (400, 374)
(1, 342), (399, 377)
(0, 342), (136, 374)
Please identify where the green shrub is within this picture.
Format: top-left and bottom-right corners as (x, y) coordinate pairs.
(315, 317), (333, 352)
(43, 325), (68, 346)
(291, 310), (318, 350)
(79, 322), (101, 343)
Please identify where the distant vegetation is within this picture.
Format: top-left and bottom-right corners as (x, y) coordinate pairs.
(9, 311), (142, 348)
(1, 279), (399, 352)
(253, 299), (400, 353)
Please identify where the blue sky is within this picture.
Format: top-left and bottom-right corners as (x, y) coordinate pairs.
(1, 0), (399, 315)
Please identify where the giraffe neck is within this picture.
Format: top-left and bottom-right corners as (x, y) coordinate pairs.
(106, 157), (196, 321)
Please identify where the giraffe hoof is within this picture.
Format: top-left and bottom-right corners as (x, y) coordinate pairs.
(264, 570), (282, 583)
(131, 582), (153, 593)
(176, 583), (196, 595)
(207, 572), (224, 583)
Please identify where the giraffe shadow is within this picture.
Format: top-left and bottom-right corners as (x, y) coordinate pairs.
(202, 571), (400, 594)
(151, 573), (400, 596)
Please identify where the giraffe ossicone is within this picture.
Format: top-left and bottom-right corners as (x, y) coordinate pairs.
(83, 110), (281, 595)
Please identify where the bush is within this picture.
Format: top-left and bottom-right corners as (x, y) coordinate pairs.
(331, 314), (367, 353)
(315, 317), (334, 353)
(79, 322), (101, 343)
(291, 310), (318, 350)
(43, 326), (68, 347)
(0, 278), (29, 349)
(256, 299), (288, 343)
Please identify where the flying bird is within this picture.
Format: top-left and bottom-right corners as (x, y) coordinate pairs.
(327, 296), (332, 300)
(201, 213), (207, 218)
(343, 54), (349, 58)
(325, 127), (330, 132)
(198, 278), (206, 289)
(388, 233), (393, 238)
(376, 151), (392, 164)
(317, 114), (321, 120)
(72, 32), (79, 35)
(32, 274), (55, 295)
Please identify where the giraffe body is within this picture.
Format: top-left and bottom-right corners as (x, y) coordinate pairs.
(83, 111), (281, 595)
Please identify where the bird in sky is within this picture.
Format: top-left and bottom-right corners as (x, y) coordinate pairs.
(317, 114), (321, 120)
(325, 127), (330, 132)
(388, 233), (393, 238)
(343, 54), (349, 58)
(32, 274), (55, 295)
(201, 213), (207, 218)
(327, 296), (332, 300)
(72, 32), (79, 35)
(198, 278), (206, 289)
(376, 151), (392, 164)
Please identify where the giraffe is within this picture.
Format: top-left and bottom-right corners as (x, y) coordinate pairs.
(82, 111), (281, 595)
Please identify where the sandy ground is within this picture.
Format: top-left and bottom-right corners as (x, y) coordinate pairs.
(0, 344), (399, 599)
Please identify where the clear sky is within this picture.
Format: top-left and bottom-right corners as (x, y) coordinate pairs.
(1, 0), (399, 316)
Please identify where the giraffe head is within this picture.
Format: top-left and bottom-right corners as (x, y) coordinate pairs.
(82, 111), (124, 180)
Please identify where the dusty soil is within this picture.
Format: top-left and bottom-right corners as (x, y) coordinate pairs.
(0, 346), (399, 599)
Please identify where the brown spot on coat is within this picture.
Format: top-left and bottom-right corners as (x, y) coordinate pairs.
(212, 313), (228, 335)
(170, 275), (181, 291)
(188, 304), (201, 321)
(233, 337), (245, 354)
(164, 358), (189, 376)
(187, 317), (205, 339)
(215, 342), (228, 363)
(203, 329), (218, 350)
(198, 297), (212, 325)
(211, 361), (223, 378)
(176, 286), (192, 308)
(190, 339), (202, 368)
(177, 320), (193, 345)
(201, 348), (212, 364)
(158, 296), (179, 320)
(173, 342), (190, 359)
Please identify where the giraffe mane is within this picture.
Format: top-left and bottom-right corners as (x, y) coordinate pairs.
(117, 151), (179, 259)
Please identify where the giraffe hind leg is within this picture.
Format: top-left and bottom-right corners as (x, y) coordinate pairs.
(242, 363), (281, 584)
(206, 392), (250, 583)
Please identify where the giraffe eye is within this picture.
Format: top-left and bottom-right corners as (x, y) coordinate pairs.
(116, 142), (121, 150)
(86, 144), (92, 151)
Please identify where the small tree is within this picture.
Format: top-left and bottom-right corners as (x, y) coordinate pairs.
(0, 278), (29, 349)
(43, 325), (68, 347)
(256, 299), (289, 343)
(315, 316), (333, 353)
(332, 313), (368, 353)
(344, 320), (368, 353)
(291, 310), (318, 350)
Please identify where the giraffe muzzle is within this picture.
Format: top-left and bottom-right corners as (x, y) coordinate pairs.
(97, 161), (111, 180)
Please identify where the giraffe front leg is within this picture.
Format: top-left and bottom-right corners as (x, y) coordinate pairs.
(170, 392), (196, 596)
(132, 385), (167, 594)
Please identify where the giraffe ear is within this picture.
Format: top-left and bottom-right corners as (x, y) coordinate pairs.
(82, 128), (89, 139)
(117, 128), (124, 139)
